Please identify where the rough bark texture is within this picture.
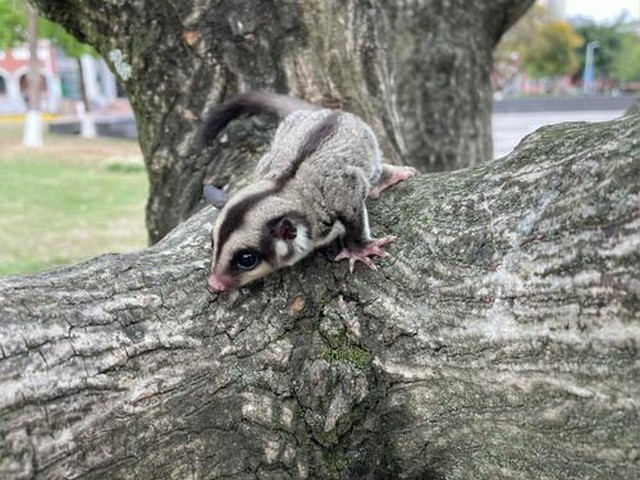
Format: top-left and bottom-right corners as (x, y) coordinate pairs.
(388, 0), (535, 171)
(2, 110), (639, 479)
(29, 0), (533, 244)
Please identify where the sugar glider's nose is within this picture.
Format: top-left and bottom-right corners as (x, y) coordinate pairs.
(208, 273), (231, 292)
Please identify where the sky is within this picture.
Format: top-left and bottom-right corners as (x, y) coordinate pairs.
(564, 0), (639, 22)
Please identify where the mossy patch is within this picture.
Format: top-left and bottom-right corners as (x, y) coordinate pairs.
(322, 344), (373, 369)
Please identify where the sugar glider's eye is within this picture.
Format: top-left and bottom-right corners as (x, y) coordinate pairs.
(233, 250), (261, 271)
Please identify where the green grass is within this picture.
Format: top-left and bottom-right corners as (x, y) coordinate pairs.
(0, 123), (148, 276)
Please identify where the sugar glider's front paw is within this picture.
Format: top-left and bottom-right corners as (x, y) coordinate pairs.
(334, 236), (396, 273)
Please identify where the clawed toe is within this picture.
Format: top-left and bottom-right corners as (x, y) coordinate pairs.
(334, 236), (396, 272)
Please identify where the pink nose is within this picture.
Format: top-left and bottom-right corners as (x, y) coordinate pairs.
(208, 274), (230, 292)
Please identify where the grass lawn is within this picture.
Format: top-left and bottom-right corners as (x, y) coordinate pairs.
(0, 122), (148, 276)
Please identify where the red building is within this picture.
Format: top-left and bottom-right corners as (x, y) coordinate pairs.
(0, 40), (62, 114)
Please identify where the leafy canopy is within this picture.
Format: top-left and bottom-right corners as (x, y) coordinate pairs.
(523, 20), (584, 78)
(496, 5), (584, 78)
(612, 33), (640, 82)
(497, 5), (640, 82)
(574, 14), (640, 82)
(0, 0), (94, 57)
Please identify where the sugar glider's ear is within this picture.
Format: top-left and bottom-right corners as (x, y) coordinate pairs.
(269, 217), (297, 240)
(203, 185), (229, 209)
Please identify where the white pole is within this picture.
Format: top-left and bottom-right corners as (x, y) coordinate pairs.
(22, 6), (42, 148)
(78, 54), (97, 138)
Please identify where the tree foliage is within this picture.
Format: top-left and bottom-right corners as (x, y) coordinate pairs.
(496, 6), (640, 83)
(494, 3), (550, 63)
(0, 0), (94, 56)
(523, 20), (584, 78)
(574, 16), (640, 82)
(0, 0), (25, 48)
(495, 5), (584, 78)
(612, 32), (640, 82)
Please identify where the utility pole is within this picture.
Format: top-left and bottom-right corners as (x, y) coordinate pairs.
(22, 5), (43, 147)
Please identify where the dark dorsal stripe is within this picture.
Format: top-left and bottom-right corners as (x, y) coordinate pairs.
(215, 111), (340, 260)
(274, 111), (340, 186)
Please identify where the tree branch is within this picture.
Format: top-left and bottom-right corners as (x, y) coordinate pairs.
(2, 111), (638, 479)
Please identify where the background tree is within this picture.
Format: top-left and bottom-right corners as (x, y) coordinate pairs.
(29, 0), (535, 244)
(612, 32), (640, 82)
(573, 16), (629, 83)
(494, 3), (549, 67)
(496, 6), (640, 90)
(0, 0), (96, 112)
(0, 0), (25, 47)
(0, 0), (94, 54)
(522, 20), (584, 78)
(493, 3), (550, 94)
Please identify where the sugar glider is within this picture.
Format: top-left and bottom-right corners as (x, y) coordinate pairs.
(200, 91), (416, 292)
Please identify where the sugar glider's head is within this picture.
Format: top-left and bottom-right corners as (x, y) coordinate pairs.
(204, 184), (313, 292)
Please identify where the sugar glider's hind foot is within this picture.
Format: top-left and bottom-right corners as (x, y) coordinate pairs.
(334, 236), (396, 273)
(369, 165), (418, 199)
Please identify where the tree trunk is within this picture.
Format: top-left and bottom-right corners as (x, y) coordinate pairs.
(388, 0), (535, 171)
(2, 110), (638, 479)
(26, 7), (40, 112)
(30, 0), (533, 244)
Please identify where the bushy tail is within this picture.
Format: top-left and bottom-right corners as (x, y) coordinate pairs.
(198, 91), (320, 147)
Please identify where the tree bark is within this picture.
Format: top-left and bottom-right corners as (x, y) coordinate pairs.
(26, 6), (40, 112)
(2, 110), (638, 479)
(30, 0), (534, 244)
(388, 0), (536, 171)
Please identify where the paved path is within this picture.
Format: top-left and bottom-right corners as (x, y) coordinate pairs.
(492, 110), (625, 159)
